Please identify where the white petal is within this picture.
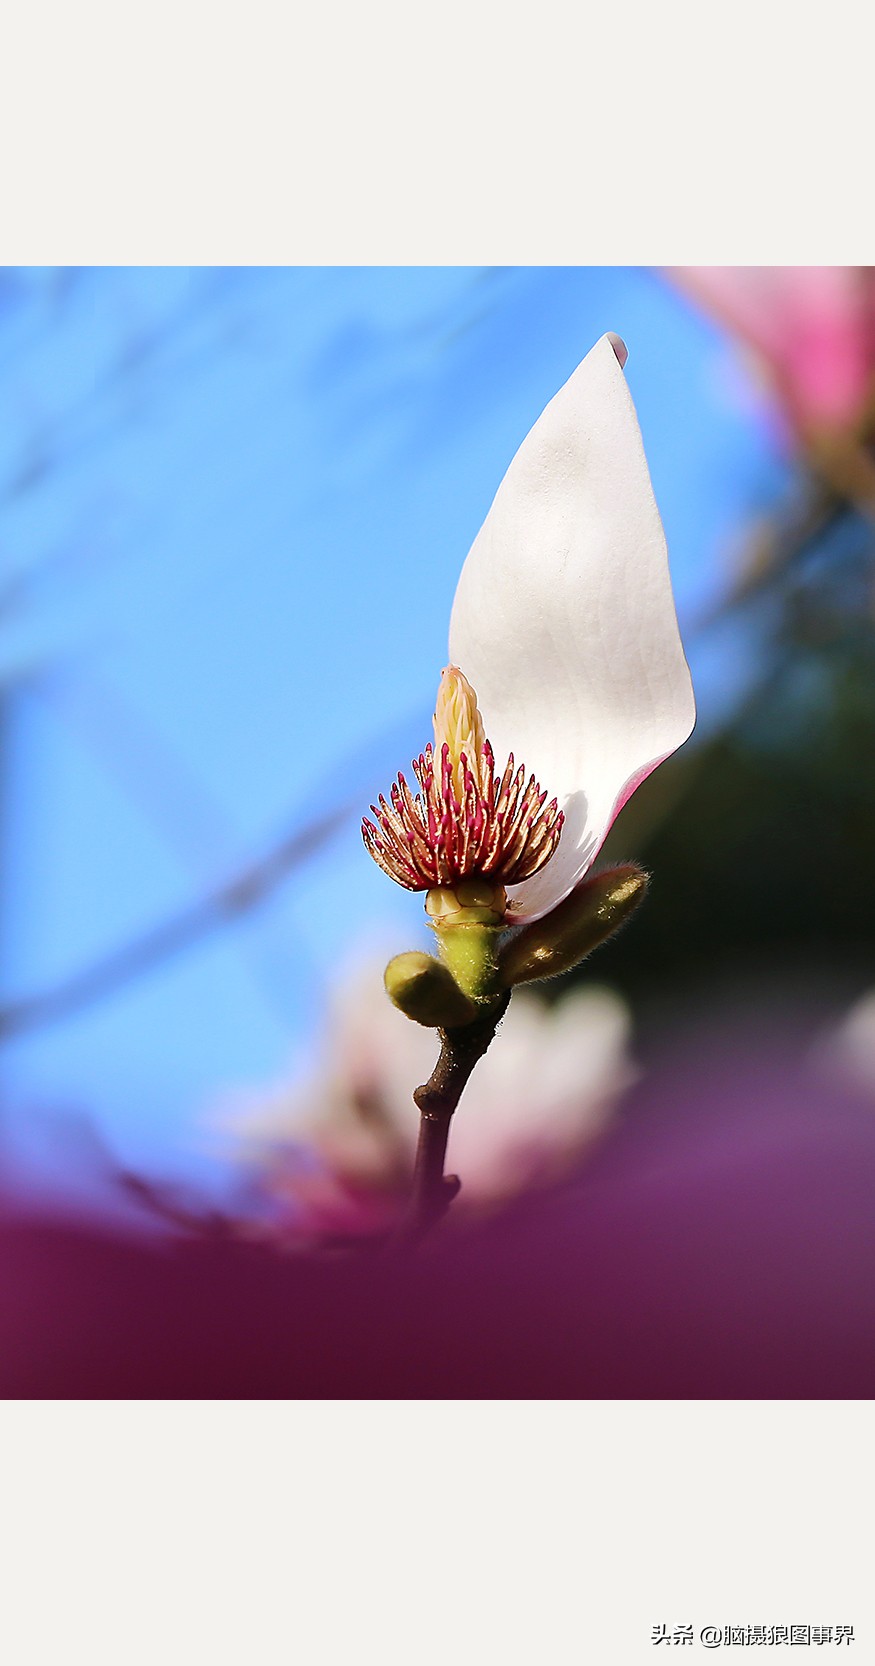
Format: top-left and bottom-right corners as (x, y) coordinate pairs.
(449, 334), (695, 921)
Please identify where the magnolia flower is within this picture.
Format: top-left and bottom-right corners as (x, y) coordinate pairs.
(671, 266), (875, 443)
(363, 334), (695, 929)
(223, 957), (636, 1236)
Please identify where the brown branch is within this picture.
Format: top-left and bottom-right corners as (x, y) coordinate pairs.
(806, 431), (875, 528)
(0, 800), (351, 1044)
(691, 485), (845, 633)
(403, 991), (510, 1240)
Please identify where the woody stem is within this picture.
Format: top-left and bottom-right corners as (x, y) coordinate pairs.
(406, 992), (510, 1239)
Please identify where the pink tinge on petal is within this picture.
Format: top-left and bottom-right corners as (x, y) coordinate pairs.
(602, 755), (670, 844)
(606, 332), (628, 368)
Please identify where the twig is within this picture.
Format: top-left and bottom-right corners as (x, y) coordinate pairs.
(690, 484), (845, 634)
(0, 800), (350, 1043)
(37, 668), (323, 1024)
(806, 431), (875, 529)
(404, 991), (510, 1240)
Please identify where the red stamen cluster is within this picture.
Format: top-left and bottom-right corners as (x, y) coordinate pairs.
(362, 739), (564, 892)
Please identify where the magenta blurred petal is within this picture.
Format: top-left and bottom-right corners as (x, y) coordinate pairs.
(4, 1015), (875, 1396)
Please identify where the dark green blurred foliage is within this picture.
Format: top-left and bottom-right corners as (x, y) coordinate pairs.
(580, 509), (875, 1002)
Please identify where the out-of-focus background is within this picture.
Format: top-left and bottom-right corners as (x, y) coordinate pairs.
(3, 266), (875, 1395)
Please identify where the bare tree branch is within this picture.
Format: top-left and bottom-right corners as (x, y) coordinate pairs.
(0, 801), (350, 1044)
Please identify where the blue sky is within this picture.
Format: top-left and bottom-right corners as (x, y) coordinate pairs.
(0, 267), (788, 1188)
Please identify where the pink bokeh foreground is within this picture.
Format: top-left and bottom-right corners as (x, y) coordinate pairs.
(3, 1008), (875, 1397)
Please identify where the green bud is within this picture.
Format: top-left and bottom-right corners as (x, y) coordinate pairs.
(384, 950), (479, 1028)
(498, 864), (649, 987)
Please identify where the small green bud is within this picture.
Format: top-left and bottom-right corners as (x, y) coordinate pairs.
(498, 864), (649, 987)
(384, 950), (479, 1028)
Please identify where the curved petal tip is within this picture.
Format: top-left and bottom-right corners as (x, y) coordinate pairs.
(606, 332), (628, 368)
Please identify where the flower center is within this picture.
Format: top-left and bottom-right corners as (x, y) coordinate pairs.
(362, 666), (564, 909)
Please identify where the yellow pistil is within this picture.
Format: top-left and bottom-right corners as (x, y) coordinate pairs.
(433, 665), (487, 799)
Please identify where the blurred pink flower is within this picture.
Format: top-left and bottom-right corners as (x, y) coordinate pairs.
(672, 266), (875, 442)
(8, 1005), (875, 1395)
(219, 958), (635, 1241)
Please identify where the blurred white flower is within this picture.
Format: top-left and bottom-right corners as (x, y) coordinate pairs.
(817, 990), (875, 1100)
(220, 954), (636, 1238)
